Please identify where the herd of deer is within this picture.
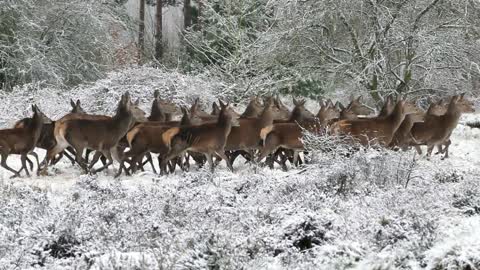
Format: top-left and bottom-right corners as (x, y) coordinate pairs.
(0, 90), (476, 178)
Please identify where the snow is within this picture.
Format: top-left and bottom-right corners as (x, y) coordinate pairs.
(0, 73), (480, 269)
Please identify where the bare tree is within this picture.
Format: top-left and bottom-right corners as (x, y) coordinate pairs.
(155, 0), (163, 60)
(184, 0), (191, 29)
(138, 0), (146, 60)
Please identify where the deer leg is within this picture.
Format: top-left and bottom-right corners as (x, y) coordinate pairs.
(144, 152), (157, 174)
(216, 151), (234, 172)
(93, 151), (113, 174)
(73, 146), (88, 173)
(42, 143), (67, 173)
(426, 145), (434, 159)
(84, 149), (92, 164)
(0, 151), (20, 178)
(414, 145), (423, 155)
(20, 154), (30, 177)
(205, 153), (214, 173)
(25, 156), (34, 171)
(88, 151), (103, 171)
(29, 152), (41, 176)
(442, 140), (451, 159)
(65, 147), (77, 165)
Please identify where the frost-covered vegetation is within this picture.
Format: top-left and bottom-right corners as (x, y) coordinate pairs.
(1, 0), (480, 269)
(0, 75), (479, 269)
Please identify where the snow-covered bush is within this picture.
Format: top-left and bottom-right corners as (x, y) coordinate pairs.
(0, 0), (132, 89)
(0, 67), (229, 127)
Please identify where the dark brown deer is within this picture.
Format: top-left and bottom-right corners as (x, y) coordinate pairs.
(0, 105), (45, 177)
(391, 99), (447, 153)
(241, 96), (263, 118)
(161, 101), (240, 173)
(117, 106), (195, 176)
(223, 97), (282, 166)
(329, 98), (421, 146)
(42, 92), (142, 174)
(410, 94), (475, 158)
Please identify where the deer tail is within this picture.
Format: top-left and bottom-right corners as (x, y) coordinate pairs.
(162, 127), (180, 148)
(260, 125), (274, 145)
(126, 126), (141, 148)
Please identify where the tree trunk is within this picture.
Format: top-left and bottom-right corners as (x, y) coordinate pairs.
(184, 0), (191, 29)
(138, 0), (145, 62)
(155, 0), (163, 60)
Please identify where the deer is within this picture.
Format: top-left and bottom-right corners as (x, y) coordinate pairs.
(116, 106), (197, 176)
(241, 96), (264, 118)
(389, 99), (449, 151)
(41, 92), (144, 175)
(222, 97), (284, 166)
(161, 100), (240, 173)
(14, 99), (94, 168)
(410, 94), (475, 159)
(328, 97), (422, 147)
(0, 105), (45, 177)
(148, 90), (180, 121)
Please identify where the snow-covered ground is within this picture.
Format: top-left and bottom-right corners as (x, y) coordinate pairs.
(1, 71), (480, 269)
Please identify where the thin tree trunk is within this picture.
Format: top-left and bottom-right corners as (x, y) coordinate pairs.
(155, 0), (163, 60)
(138, 0), (145, 62)
(184, 0), (191, 29)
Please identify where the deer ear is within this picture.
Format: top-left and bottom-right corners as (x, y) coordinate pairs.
(76, 99), (81, 106)
(357, 96), (363, 102)
(70, 99), (76, 108)
(218, 99), (226, 108)
(154, 90), (160, 99)
(292, 97), (298, 106)
(32, 104), (36, 112)
(460, 92), (466, 99)
(134, 98), (140, 106)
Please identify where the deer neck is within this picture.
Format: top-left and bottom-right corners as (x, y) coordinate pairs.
(387, 104), (406, 135)
(258, 108), (274, 128)
(27, 116), (44, 145)
(111, 110), (134, 140)
(216, 113), (234, 139)
(241, 103), (258, 118)
(442, 104), (462, 129)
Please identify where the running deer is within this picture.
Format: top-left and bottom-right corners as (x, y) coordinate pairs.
(241, 96), (264, 118)
(390, 99), (448, 151)
(117, 106), (195, 176)
(223, 97), (282, 165)
(161, 100), (240, 173)
(148, 90), (179, 121)
(0, 105), (45, 177)
(14, 98), (98, 167)
(42, 92), (143, 174)
(410, 94), (475, 158)
(377, 95), (395, 118)
(330, 98), (422, 146)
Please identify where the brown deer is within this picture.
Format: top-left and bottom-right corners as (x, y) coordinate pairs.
(42, 92), (143, 174)
(241, 96), (264, 118)
(330, 98), (421, 146)
(161, 100), (240, 173)
(377, 95), (395, 118)
(410, 94), (475, 158)
(149, 90), (180, 121)
(0, 105), (45, 177)
(15, 98), (94, 168)
(223, 97), (282, 166)
(116, 106), (196, 176)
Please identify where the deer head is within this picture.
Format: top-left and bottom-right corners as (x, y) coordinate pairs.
(348, 96), (374, 115)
